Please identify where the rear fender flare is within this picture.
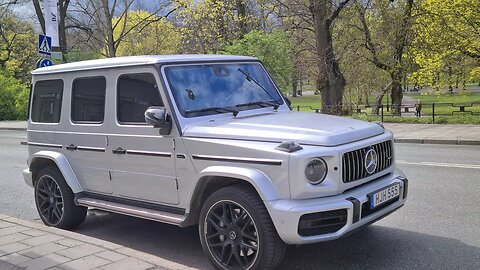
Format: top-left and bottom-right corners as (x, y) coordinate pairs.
(30, 150), (83, 193)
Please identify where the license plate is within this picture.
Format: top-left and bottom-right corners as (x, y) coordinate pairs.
(369, 183), (400, 209)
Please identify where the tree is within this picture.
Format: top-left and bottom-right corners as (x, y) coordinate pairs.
(355, 0), (415, 115)
(174, 0), (267, 53)
(70, 0), (175, 57)
(415, 0), (479, 60)
(268, 0), (352, 113)
(409, 0), (479, 91)
(223, 30), (293, 92)
(113, 10), (182, 56)
(0, 70), (27, 120)
(0, 12), (37, 83)
(309, 0), (351, 113)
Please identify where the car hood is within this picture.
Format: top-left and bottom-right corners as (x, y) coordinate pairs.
(183, 111), (385, 147)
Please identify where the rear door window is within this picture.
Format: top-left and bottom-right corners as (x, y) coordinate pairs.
(71, 77), (106, 123)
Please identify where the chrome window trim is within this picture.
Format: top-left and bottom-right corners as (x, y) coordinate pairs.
(192, 154), (282, 166)
(126, 150), (172, 158)
(27, 142), (63, 149)
(76, 146), (106, 152)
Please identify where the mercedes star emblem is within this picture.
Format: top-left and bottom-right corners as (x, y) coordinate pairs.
(364, 149), (378, 174)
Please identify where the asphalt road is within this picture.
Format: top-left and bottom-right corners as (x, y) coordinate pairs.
(1, 130), (479, 269)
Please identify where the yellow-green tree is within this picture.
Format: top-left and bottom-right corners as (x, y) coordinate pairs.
(410, 0), (480, 89)
(0, 14), (37, 83)
(113, 10), (182, 56)
(174, 0), (260, 53)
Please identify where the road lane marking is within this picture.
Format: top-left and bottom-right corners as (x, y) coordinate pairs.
(397, 160), (480, 169)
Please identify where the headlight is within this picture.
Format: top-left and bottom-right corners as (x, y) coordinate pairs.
(305, 158), (328, 185)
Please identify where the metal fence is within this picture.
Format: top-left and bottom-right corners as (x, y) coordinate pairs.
(295, 102), (480, 123)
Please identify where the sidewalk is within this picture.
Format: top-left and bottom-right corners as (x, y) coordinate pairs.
(0, 121), (479, 145)
(383, 123), (480, 145)
(0, 214), (196, 270)
(0, 121), (26, 131)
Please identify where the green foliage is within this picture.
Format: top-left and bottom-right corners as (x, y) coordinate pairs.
(406, 92), (480, 104)
(65, 51), (103, 63)
(0, 70), (28, 120)
(0, 13), (37, 83)
(352, 114), (480, 124)
(222, 30), (293, 92)
(410, 0), (480, 88)
(15, 86), (29, 120)
(290, 95), (322, 110)
(113, 10), (182, 56)
(174, 0), (260, 53)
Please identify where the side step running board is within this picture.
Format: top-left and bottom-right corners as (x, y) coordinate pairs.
(76, 197), (185, 226)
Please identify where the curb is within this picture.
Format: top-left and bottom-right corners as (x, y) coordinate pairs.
(0, 214), (197, 270)
(394, 138), (480, 146)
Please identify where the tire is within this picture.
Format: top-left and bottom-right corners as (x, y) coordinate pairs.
(34, 166), (87, 229)
(199, 185), (286, 270)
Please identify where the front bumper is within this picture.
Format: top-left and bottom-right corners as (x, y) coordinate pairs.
(23, 168), (33, 188)
(266, 172), (408, 245)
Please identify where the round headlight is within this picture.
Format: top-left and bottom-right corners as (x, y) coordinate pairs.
(305, 158), (328, 185)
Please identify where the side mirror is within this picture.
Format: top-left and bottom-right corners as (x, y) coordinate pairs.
(145, 106), (172, 135)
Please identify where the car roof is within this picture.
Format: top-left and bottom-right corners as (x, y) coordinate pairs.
(31, 54), (258, 75)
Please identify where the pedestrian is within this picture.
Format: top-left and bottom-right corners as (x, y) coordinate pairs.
(415, 99), (422, 117)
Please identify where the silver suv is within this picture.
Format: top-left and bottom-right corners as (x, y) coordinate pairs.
(23, 55), (408, 270)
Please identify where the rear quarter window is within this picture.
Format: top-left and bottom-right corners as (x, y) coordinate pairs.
(31, 79), (64, 123)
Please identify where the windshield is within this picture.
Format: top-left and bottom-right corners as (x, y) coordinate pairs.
(163, 62), (284, 117)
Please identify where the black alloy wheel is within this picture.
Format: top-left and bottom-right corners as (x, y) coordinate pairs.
(34, 166), (87, 229)
(36, 175), (64, 226)
(205, 200), (259, 270)
(199, 185), (286, 270)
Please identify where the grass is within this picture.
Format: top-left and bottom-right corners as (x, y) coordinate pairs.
(289, 93), (480, 124)
(289, 95), (322, 111)
(406, 92), (480, 104)
(404, 92), (480, 116)
(350, 114), (480, 124)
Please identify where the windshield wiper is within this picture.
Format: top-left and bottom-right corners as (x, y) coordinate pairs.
(235, 101), (279, 110)
(237, 68), (282, 107)
(185, 106), (239, 117)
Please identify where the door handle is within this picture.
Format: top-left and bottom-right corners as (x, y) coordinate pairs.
(66, 144), (77, 151)
(112, 147), (126, 154)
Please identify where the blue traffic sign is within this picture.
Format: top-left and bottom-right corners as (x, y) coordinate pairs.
(37, 58), (53, 68)
(38, 34), (52, 55)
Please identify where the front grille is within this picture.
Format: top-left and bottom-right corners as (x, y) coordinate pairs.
(298, 209), (348, 236)
(342, 140), (393, 183)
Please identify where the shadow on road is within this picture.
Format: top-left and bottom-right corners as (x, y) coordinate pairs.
(72, 211), (480, 270)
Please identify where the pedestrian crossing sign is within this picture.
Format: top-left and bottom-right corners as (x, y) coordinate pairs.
(38, 34), (52, 55)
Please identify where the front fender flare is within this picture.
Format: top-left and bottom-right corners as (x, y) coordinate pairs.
(30, 150), (83, 193)
(194, 166), (281, 201)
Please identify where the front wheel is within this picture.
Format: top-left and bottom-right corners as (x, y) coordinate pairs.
(199, 185), (286, 270)
(34, 166), (87, 229)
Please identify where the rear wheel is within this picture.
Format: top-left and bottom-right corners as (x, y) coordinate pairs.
(199, 185), (286, 270)
(34, 166), (87, 229)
